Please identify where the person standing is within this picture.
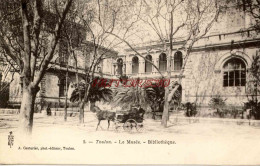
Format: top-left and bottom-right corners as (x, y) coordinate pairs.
(47, 104), (52, 116)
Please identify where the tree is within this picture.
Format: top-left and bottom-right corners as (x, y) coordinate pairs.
(236, 0), (260, 118)
(246, 52), (260, 119)
(243, 0), (260, 100)
(138, 0), (221, 127)
(96, 0), (220, 127)
(60, 1), (87, 122)
(113, 81), (147, 109)
(66, 0), (147, 123)
(70, 77), (113, 109)
(0, 0), (74, 134)
(0, 56), (15, 104)
(145, 82), (165, 118)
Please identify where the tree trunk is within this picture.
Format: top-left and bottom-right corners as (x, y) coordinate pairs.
(161, 48), (172, 127)
(79, 101), (84, 123)
(64, 90), (68, 121)
(19, 85), (39, 135)
(162, 85), (170, 127)
(75, 69), (84, 123)
(162, 11), (174, 127)
(79, 79), (91, 123)
(64, 68), (69, 121)
(90, 102), (95, 112)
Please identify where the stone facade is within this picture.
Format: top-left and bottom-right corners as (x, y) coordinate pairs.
(110, 5), (260, 107)
(3, 1), (260, 109)
(7, 42), (118, 109)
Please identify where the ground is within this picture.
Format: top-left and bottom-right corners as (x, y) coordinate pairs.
(0, 112), (260, 165)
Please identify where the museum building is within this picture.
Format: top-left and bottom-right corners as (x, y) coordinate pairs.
(110, 3), (260, 107)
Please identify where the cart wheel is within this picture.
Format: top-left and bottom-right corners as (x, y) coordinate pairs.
(123, 119), (137, 132)
(136, 123), (144, 132)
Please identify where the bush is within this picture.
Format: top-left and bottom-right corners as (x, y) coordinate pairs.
(220, 105), (243, 119)
(244, 100), (260, 120)
(209, 95), (244, 119)
(209, 95), (226, 109)
(184, 102), (197, 117)
(209, 96), (227, 118)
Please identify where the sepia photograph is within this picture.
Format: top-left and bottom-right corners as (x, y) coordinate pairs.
(0, 0), (260, 165)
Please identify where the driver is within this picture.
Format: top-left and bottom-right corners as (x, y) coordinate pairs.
(136, 104), (145, 117)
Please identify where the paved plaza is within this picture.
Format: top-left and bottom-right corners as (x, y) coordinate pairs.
(0, 112), (260, 164)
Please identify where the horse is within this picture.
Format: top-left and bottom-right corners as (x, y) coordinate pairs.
(92, 106), (116, 131)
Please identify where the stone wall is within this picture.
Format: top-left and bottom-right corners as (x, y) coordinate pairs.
(183, 47), (259, 106)
(119, 30), (260, 107)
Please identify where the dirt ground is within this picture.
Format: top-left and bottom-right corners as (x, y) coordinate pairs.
(0, 112), (260, 165)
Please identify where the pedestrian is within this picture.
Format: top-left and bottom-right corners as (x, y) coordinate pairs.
(47, 104), (52, 116)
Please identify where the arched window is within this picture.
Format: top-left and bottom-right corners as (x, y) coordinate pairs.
(117, 58), (123, 75)
(132, 56), (139, 74)
(174, 51), (183, 71)
(159, 53), (167, 72)
(145, 55), (152, 73)
(223, 58), (246, 87)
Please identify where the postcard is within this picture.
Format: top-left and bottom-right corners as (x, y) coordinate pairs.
(0, 0), (260, 165)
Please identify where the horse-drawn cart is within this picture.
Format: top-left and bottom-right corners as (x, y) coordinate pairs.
(115, 107), (145, 132)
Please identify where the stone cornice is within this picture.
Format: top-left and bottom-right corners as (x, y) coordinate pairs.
(124, 30), (260, 54)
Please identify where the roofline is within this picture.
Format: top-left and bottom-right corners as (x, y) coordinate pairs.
(125, 29), (259, 52)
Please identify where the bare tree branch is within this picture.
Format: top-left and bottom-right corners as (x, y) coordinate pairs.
(33, 0), (73, 88)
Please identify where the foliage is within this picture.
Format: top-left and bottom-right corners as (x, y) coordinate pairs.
(209, 95), (227, 118)
(218, 105), (243, 119)
(184, 102), (197, 117)
(113, 80), (183, 112)
(246, 54), (260, 119)
(70, 77), (113, 103)
(251, 54), (260, 82)
(241, 0), (260, 31)
(0, 0), (74, 133)
(0, 82), (9, 108)
(209, 96), (245, 118)
(244, 99), (260, 120)
(209, 95), (226, 110)
(169, 82), (182, 110)
(113, 85), (147, 109)
(144, 83), (165, 113)
(119, 75), (129, 84)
